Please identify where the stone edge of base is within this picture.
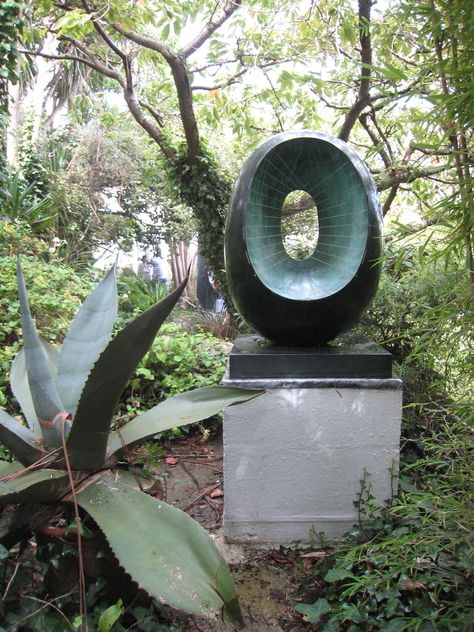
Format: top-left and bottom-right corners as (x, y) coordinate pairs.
(222, 369), (403, 390)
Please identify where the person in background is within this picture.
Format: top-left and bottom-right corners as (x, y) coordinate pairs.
(138, 255), (151, 280)
(151, 248), (171, 289)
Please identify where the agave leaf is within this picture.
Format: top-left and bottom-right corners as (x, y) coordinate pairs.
(0, 459), (24, 478)
(0, 468), (80, 509)
(10, 339), (59, 437)
(67, 277), (188, 471)
(75, 470), (243, 625)
(0, 409), (48, 466)
(17, 259), (66, 447)
(107, 386), (263, 457)
(56, 265), (118, 417)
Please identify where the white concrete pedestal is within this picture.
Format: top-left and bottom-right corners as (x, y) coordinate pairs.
(223, 375), (402, 543)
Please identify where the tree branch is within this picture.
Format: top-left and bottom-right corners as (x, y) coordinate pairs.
(192, 67), (248, 91)
(60, 35), (124, 84)
(53, 36), (174, 160)
(109, 20), (175, 63)
(108, 20), (200, 160)
(139, 100), (165, 127)
(382, 185), (399, 216)
(338, 0), (372, 142)
(359, 112), (391, 167)
(181, 0), (243, 58)
(375, 164), (450, 191)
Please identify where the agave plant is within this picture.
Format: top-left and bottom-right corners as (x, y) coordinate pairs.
(0, 260), (261, 626)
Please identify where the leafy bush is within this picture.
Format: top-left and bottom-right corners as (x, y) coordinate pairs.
(358, 251), (472, 414)
(120, 323), (229, 427)
(0, 219), (51, 259)
(295, 243), (474, 631)
(118, 273), (169, 315)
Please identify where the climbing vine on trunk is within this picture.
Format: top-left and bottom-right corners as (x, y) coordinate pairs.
(169, 145), (233, 307)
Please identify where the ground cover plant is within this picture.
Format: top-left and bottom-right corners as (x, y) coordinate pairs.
(0, 261), (261, 629)
(294, 409), (474, 631)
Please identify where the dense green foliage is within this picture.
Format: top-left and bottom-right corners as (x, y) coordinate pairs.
(295, 408), (473, 631)
(169, 145), (233, 304)
(0, 0), (23, 119)
(119, 322), (228, 426)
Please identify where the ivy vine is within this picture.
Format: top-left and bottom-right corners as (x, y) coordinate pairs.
(169, 143), (233, 307)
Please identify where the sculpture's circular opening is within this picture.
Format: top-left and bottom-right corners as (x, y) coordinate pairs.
(281, 190), (319, 260)
(244, 137), (369, 300)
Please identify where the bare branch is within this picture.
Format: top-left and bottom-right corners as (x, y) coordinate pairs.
(338, 0), (372, 142)
(61, 35), (124, 84)
(109, 20), (175, 63)
(192, 67), (248, 91)
(107, 20), (200, 159)
(189, 58), (238, 73)
(81, 0), (126, 61)
(369, 109), (394, 162)
(139, 100), (165, 128)
(181, 0), (243, 59)
(382, 185), (399, 216)
(264, 72), (285, 132)
(375, 164), (450, 191)
(359, 112), (391, 167)
(19, 43), (124, 87)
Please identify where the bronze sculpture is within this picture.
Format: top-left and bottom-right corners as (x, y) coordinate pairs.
(225, 131), (383, 346)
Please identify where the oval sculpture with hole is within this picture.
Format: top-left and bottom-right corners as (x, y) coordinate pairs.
(225, 130), (383, 346)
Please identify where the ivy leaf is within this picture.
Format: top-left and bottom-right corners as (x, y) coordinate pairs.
(97, 599), (124, 632)
(324, 567), (355, 582)
(295, 598), (331, 623)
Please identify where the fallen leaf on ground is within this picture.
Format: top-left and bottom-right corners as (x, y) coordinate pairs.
(402, 578), (427, 590)
(271, 550), (294, 567)
(165, 456), (178, 465)
(300, 551), (329, 559)
(210, 487), (224, 498)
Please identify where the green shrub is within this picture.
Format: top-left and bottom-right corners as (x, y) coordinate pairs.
(118, 273), (169, 315)
(294, 244), (474, 632)
(358, 254), (472, 431)
(120, 322), (229, 427)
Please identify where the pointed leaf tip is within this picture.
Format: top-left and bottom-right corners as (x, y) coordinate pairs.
(16, 259), (65, 448)
(107, 386), (263, 457)
(67, 276), (188, 470)
(56, 264), (118, 416)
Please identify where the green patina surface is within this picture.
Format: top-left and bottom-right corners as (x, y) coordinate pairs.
(245, 138), (368, 300)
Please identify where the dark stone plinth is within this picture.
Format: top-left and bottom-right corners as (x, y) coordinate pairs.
(228, 335), (392, 380)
